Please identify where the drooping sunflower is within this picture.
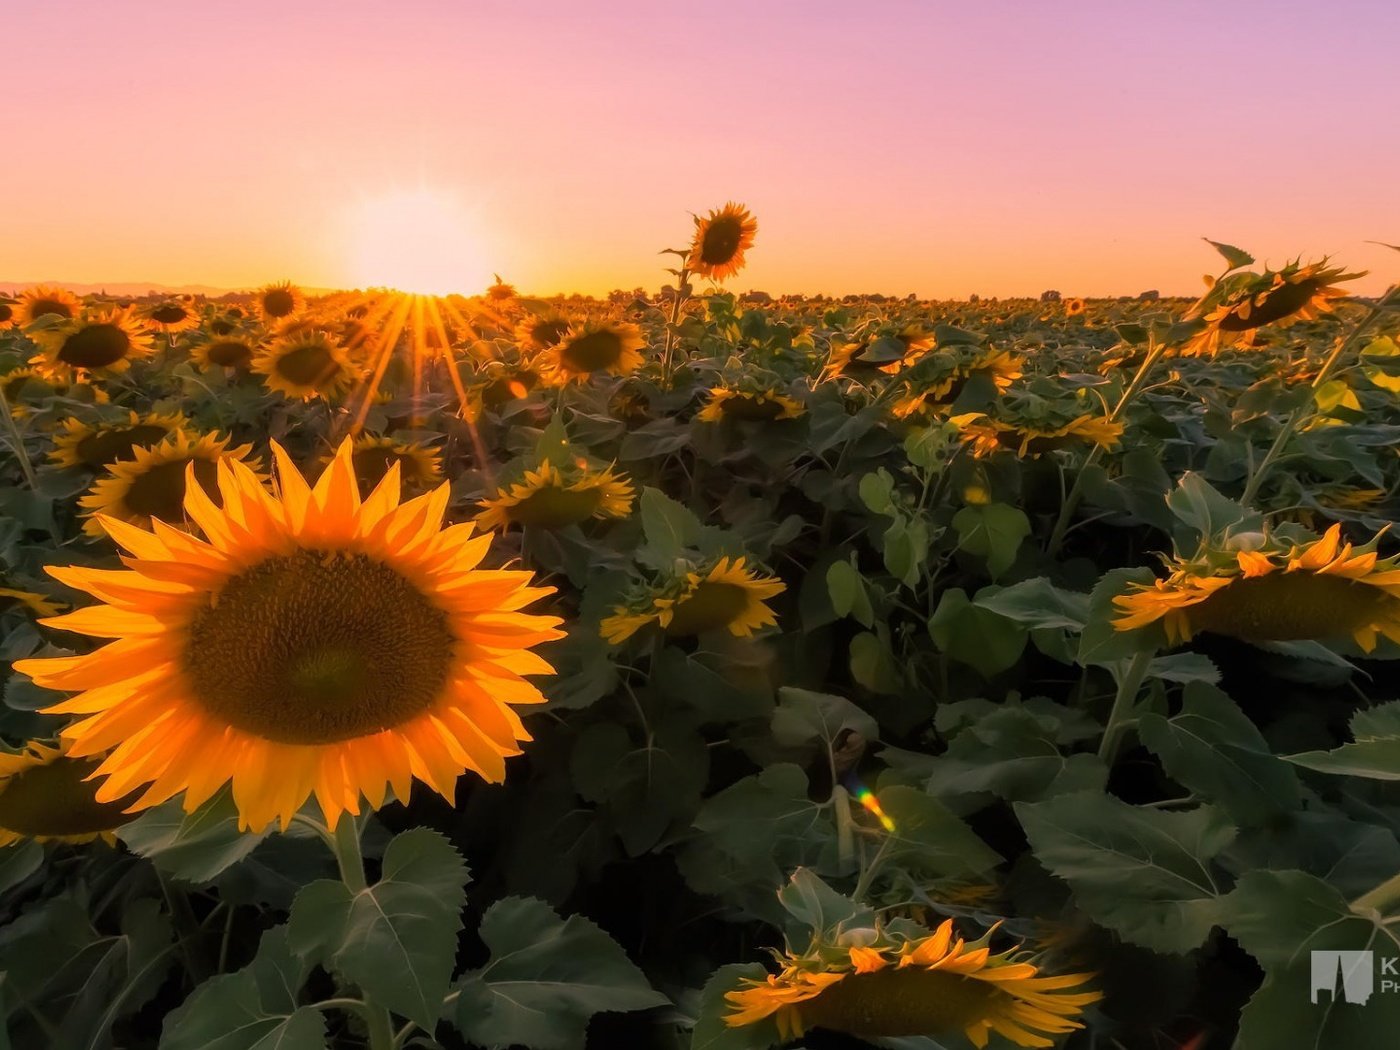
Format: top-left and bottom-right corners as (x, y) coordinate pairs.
(957, 412), (1123, 458)
(77, 431), (260, 538)
(12, 285), (82, 326)
(725, 920), (1100, 1047)
(600, 557), (784, 644)
(49, 410), (188, 470)
(824, 327), (934, 382)
(0, 586), (64, 619)
(696, 386), (805, 422)
(253, 329), (359, 400)
(190, 332), (259, 371)
(1113, 524), (1400, 651)
(538, 322), (646, 385)
(688, 202), (758, 282)
(476, 460), (634, 531)
(28, 308), (155, 375)
(0, 741), (141, 847)
(1183, 259), (1363, 356)
(142, 299), (200, 334)
(893, 349), (1023, 419)
(256, 280), (306, 322)
(14, 439), (565, 833)
(331, 435), (443, 494)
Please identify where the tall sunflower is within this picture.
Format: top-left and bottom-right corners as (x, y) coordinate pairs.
(256, 280), (306, 322)
(0, 741), (140, 847)
(28, 308), (155, 375)
(1184, 259), (1362, 356)
(540, 322), (646, 385)
(725, 920), (1100, 1047)
(1113, 524), (1400, 651)
(12, 285), (82, 326)
(15, 439), (565, 833)
(49, 410), (188, 470)
(142, 299), (200, 334)
(688, 203), (758, 282)
(254, 329), (358, 400)
(77, 431), (260, 538)
(601, 557), (784, 643)
(476, 460), (634, 531)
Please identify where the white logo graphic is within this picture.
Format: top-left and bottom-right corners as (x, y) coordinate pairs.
(1311, 950), (1375, 1005)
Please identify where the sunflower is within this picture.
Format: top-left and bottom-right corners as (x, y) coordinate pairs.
(486, 275), (517, 301)
(333, 435), (443, 493)
(514, 313), (571, 352)
(1064, 297), (1086, 317)
(475, 364), (541, 408)
(958, 412), (1123, 458)
(1184, 259), (1362, 356)
(0, 586), (64, 619)
(1113, 524), (1400, 651)
(893, 349), (1023, 419)
(49, 410), (188, 470)
(538, 322), (646, 385)
(725, 919), (1100, 1047)
(14, 439), (564, 833)
(600, 557), (784, 644)
(256, 280), (306, 322)
(0, 366), (109, 419)
(77, 431), (260, 538)
(688, 202), (758, 282)
(0, 741), (141, 847)
(142, 299), (200, 334)
(190, 332), (259, 371)
(0, 299), (18, 328)
(254, 329), (358, 400)
(696, 386), (804, 422)
(476, 460), (634, 531)
(12, 285), (82, 326)
(27, 307), (155, 376)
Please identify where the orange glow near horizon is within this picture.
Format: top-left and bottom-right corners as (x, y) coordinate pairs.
(345, 189), (495, 297)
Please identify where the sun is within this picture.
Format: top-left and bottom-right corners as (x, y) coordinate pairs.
(345, 187), (495, 297)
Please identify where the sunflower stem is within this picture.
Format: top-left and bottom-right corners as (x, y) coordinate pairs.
(1240, 286), (1396, 507)
(1352, 870), (1400, 916)
(1046, 338), (1168, 556)
(0, 383), (39, 491)
(659, 268), (691, 387)
(328, 815), (396, 1050)
(1097, 648), (1155, 764)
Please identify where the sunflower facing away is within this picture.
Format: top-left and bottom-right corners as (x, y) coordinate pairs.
(28, 307), (156, 375)
(49, 411), (188, 470)
(725, 919), (1100, 1047)
(12, 285), (82, 326)
(1183, 259), (1363, 356)
(696, 386), (805, 423)
(1113, 524), (1400, 651)
(256, 280), (306, 322)
(15, 439), (565, 833)
(539, 322), (646, 385)
(77, 431), (260, 538)
(476, 460), (634, 531)
(0, 741), (141, 847)
(254, 329), (359, 400)
(688, 202), (758, 282)
(600, 556), (784, 644)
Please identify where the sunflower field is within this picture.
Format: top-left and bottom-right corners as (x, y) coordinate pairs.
(1, 215), (1399, 1050)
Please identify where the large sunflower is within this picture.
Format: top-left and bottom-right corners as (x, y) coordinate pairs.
(77, 431), (260, 538)
(725, 920), (1100, 1047)
(696, 386), (805, 422)
(1114, 524), (1400, 651)
(539, 322), (646, 385)
(1184, 259), (1362, 356)
(600, 557), (784, 643)
(190, 332), (259, 372)
(49, 410), (188, 470)
(253, 329), (358, 400)
(0, 741), (140, 847)
(142, 299), (200, 334)
(15, 439), (565, 833)
(688, 202), (758, 282)
(476, 460), (634, 532)
(12, 285), (82, 326)
(256, 280), (306, 322)
(28, 308), (155, 375)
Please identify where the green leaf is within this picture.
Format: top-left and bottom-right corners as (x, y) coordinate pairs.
(1286, 700), (1400, 780)
(876, 786), (1002, 877)
(973, 577), (1089, 631)
(639, 487), (704, 561)
(534, 415), (573, 467)
(288, 829), (468, 1032)
(1076, 567), (1160, 667)
(118, 788), (267, 884)
(825, 559), (874, 627)
(689, 964), (776, 1050)
(928, 588), (1027, 679)
(0, 840), (43, 895)
(951, 503), (1029, 579)
(880, 516), (930, 587)
(454, 896), (667, 1050)
(772, 687), (878, 752)
(776, 868), (872, 941)
(1138, 682), (1301, 825)
(1165, 472), (1258, 543)
(849, 630), (905, 694)
(858, 469), (895, 515)
(160, 928), (324, 1050)
(1016, 793), (1235, 952)
(1203, 238), (1254, 271)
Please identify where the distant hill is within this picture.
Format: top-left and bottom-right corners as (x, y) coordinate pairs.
(0, 280), (338, 298)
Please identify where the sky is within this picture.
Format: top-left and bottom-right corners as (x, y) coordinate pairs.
(4, 0), (1397, 299)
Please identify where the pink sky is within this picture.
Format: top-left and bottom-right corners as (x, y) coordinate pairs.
(4, 0), (1396, 297)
